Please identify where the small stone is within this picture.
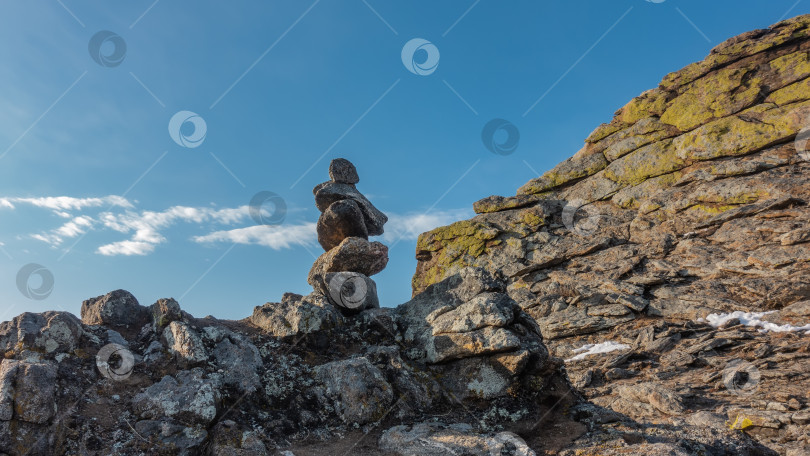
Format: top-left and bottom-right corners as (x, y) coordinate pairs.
(134, 420), (208, 452)
(617, 382), (684, 416)
(604, 367), (637, 381)
(720, 317), (741, 329)
(574, 369), (594, 389)
(787, 398), (802, 410)
(328, 158), (359, 184)
(792, 410), (810, 424)
(316, 199), (369, 251)
(380, 422), (535, 456)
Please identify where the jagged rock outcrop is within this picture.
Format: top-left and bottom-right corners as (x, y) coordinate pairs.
(411, 14), (810, 455)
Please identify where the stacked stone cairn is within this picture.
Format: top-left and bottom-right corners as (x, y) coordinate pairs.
(307, 158), (389, 313)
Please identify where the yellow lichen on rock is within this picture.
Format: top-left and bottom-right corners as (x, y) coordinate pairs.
(660, 66), (762, 132)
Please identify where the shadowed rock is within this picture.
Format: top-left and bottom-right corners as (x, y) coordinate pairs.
(314, 181), (388, 236)
(316, 199), (369, 251)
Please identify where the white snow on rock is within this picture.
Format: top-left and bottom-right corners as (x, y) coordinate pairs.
(704, 311), (810, 334)
(565, 341), (630, 362)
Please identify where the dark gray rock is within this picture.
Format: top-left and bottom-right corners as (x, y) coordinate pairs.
(316, 199), (368, 251)
(313, 181), (388, 236)
(314, 357), (393, 425)
(308, 237), (389, 294)
(328, 157), (359, 184)
(0, 311), (83, 355)
(0, 360), (56, 424)
(81, 289), (150, 330)
(204, 326), (262, 394)
(249, 292), (344, 337)
(132, 368), (221, 426)
(134, 420), (208, 454)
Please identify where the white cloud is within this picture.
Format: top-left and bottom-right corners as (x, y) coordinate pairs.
(94, 205), (254, 256)
(32, 215), (95, 246)
(193, 223), (317, 250)
(0, 196), (132, 212)
(97, 240), (156, 256)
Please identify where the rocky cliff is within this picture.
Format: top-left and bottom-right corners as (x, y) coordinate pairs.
(2, 14), (810, 456)
(411, 13), (810, 455)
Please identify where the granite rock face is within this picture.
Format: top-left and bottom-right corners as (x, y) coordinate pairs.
(408, 14), (810, 456)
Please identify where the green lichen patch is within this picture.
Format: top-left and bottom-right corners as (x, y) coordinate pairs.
(611, 171), (682, 209)
(473, 194), (545, 214)
(766, 77), (810, 105)
(601, 117), (681, 162)
(416, 220), (500, 256)
(585, 121), (629, 143)
(661, 66), (762, 132)
(517, 152), (607, 195)
(660, 15), (810, 90)
(617, 89), (670, 125)
(674, 99), (810, 162)
(604, 139), (684, 187)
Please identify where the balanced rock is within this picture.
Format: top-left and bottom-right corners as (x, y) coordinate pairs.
(308, 237), (388, 291)
(314, 181), (388, 236)
(311, 158), (389, 311)
(328, 157), (360, 184)
(316, 199), (368, 251)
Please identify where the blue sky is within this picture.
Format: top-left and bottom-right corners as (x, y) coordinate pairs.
(1, 0), (807, 321)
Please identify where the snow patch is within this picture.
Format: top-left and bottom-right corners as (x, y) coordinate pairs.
(565, 341), (630, 362)
(703, 311), (810, 334)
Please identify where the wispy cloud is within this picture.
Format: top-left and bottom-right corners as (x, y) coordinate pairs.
(95, 205), (254, 256)
(2, 194), (471, 256)
(0, 196), (132, 214)
(193, 223), (318, 249)
(31, 215), (94, 245)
